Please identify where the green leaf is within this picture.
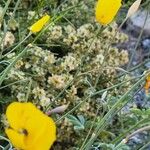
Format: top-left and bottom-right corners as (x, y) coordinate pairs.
(131, 108), (143, 116)
(66, 114), (85, 131)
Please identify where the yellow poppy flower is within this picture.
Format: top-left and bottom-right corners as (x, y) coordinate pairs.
(5, 102), (56, 150)
(95, 0), (122, 25)
(29, 14), (50, 33)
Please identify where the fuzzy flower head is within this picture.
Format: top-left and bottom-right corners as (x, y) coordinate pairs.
(5, 102), (56, 150)
(95, 0), (122, 25)
(29, 14), (50, 33)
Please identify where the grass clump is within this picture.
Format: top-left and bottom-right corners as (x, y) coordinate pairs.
(0, 0), (150, 150)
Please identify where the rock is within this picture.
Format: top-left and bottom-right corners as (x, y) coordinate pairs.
(126, 10), (150, 38)
(142, 38), (150, 50)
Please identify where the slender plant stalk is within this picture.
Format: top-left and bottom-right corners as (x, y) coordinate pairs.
(0, 136), (12, 149)
(0, 20), (7, 57)
(0, 33), (31, 86)
(80, 93), (107, 150)
(11, 0), (22, 17)
(93, 75), (143, 96)
(127, 9), (149, 69)
(125, 125), (150, 141)
(0, 79), (27, 90)
(141, 0), (150, 7)
(56, 75), (143, 123)
(55, 96), (90, 123)
(83, 74), (147, 150)
(117, 58), (150, 78)
(2, 33), (31, 58)
(112, 117), (150, 144)
(139, 141), (150, 150)
(0, 146), (4, 149)
(3, 144), (11, 150)
(0, 0), (11, 23)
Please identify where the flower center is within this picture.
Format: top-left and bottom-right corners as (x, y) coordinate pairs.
(18, 128), (28, 136)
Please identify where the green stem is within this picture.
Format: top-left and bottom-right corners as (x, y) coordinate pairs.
(0, 20), (7, 57)
(2, 33), (31, 58)
(55, 96), (90, 123)
(139, 141), (150, 150)
(93, 75), (143, 96)
(80, 100), (103, 150)
(0, 79), (27, 90)
(141, 0), (150, 7)
(0, 136), (11, 150)
(3, 144), (11, 150)
(112, 117), (150, 144)
(12, 0), (22, 18)
(56, 75), (143, 123)
(125, 125), (150, 141)
(127, 9), (149, 69)
(83, 74), (146, 150)
(0, 33), (31, 86)
(117, 58), (150, 79)
(0, 0), (11, 23)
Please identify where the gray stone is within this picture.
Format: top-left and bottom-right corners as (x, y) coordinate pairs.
(142, 38), (150, 50)
(126, 9), (150, 37)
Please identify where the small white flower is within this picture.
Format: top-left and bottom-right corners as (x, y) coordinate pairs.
(40, 96), (50, 107)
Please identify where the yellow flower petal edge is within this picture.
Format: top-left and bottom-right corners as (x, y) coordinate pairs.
(5, 128), (26, 149)
(144, 75), (150, 95)
(95, 0), (122, 25)
(29, 14), (50, 33)
(5, 102), (56, 150)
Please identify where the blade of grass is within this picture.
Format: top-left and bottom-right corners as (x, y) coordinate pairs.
(112, 117), (150, 144)
(0, 33), (31, 86)
(2, 32), (31, 58)
(139, 141), (150, 150)
(0, 79), (27, 90)
(127, 9), (149, 69)
(0, 0), (11, 23)
(83, 73), (147, 150)
(0, 20), (8, 57)
(56, 74), (144, 123)
(11, 0), (22, 17)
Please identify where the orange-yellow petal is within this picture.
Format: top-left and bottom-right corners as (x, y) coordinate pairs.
(146, 75), (150, 81)
(5, 102), (56, 150)
(6, 102), (38, 130)
(5, 128), (25, 149)
(25, 116), (56, 150)
(6, 102), (25, 130)
(23, 104), (56, 149)
(95, 0), (122, 25)
(29, 14), (50, 33)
